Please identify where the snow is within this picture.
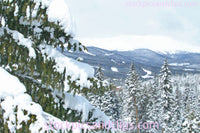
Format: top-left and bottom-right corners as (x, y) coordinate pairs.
(12, 31), (36, 58)
(38, 45), (111, 125)
(0, 67), (110, 132)
(169, 63), (190, 66)
(6, 0), (73, 35)
(84, 50), (96, 56)
(0, 67), (48, 132)
(142, 68), (153, 79)
(111, 67), (119, 72)
(1, 0), (112, 132)
(184, 69), (194, 71)
(93, 66), (105, 71)
(47, 0), (72, 35)
(21, 0), (74, 35)
(0, 28), (36, 58)
(0, 68), (26, 98)
(43, 112), (95, 132)
(105, 53), (114, 56)
(63, 93), (110, 123)
(111, 59), (117, 63)
(39, 45), (94, 91)
(1, 17), (5, 27)
(77, 57), (84, 61)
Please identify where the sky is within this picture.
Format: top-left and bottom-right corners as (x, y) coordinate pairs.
(66, 0), (200, 52)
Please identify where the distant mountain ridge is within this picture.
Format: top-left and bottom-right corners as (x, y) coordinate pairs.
(59, 46), (200, 79)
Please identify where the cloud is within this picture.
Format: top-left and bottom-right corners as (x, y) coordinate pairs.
(67, 0), (200, 50)
(79, 35), (200, 53)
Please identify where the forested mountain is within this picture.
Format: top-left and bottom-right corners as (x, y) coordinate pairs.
(60, 46), (200, 79)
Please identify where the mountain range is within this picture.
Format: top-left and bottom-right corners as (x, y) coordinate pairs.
(58, 47), (200, 79)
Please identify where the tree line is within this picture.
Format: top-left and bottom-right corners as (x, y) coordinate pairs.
(88, 60), (200, 133)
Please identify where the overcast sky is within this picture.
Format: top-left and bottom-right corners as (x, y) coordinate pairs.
(66, 0), (200, 52)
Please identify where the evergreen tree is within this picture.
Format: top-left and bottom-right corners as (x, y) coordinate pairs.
(0, 0), (110, 132)
(138, 84), (148, 121)
(95, 65), (104, 81)
(181, 82), (200, 133)
(122, 63), (140, 133)
(102, 90), (120, 122)
(87, 65), (111, 115)
(159, 59), (175, 133)
(144, 72), (200, 133)
(146, 75), (160, 133)
(182, 111), (200, 133)
(117, 88), (124, 121)
(183, 87), (196, 115)
(198, 95), (200, 116)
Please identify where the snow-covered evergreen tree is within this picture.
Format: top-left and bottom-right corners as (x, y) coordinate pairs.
(138, 84), (149, 122)
(122, 63), (140, 133)
(181, 81), (200, 133)
(198, 95), (200, 116)
(182, 111), (200, 133)
(141, 72), (200, 133)
(172, 85), (182, 132)
(159, 59), (175, 132)
(87, 65), (105, 109)
(95, 65), (104, 81)
(102, 90), (120, 122)
(117, 88), (124, 122)
(87, 66), (121, 129)
(0, 0), (111, 132)
(146, 75), (160, 133)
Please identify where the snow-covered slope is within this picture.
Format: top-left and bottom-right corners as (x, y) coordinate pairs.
(111, 67), (119, 72)
(141, 68), (153, 79)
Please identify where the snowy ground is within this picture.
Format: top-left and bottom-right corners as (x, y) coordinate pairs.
(111, 67), (119, 72)
(141, 68), (153, 79)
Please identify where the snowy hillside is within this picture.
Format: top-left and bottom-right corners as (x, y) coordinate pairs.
(141, 68), (153, 79)
(60, 46), (200, 79)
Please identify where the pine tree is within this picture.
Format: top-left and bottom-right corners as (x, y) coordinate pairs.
(198, 95), (200, 116)
(182, 111), (200, 133)
(172, 85), (182, 132)
(102, 90), (120, 122)
(146, 75), (160, 133)
(117, 89), (124, 121)
(181, 81), (200, 133)
(122, 63), (140, 133)
(0, 0), (110, 132)
(138, 84), (148, 120)
(87, 65), (109, 113)
(159, 59), (175, 133)
(95, 65), (104, 81)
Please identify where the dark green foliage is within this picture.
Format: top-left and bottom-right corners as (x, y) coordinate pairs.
(0, 0), (109, 132)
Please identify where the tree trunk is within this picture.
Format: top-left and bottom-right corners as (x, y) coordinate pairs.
(162, 128), (165, 133)
(134, 96), (139, 133)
